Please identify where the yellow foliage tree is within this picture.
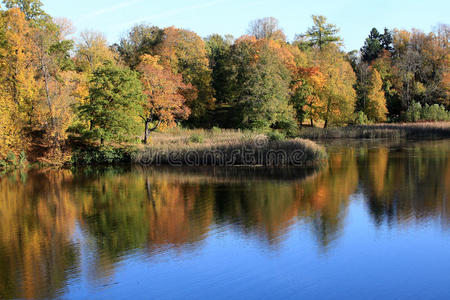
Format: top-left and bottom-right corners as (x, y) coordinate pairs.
(0, 8), (37, 157)
(314, 45), (357, 127)
(154, 27), (215, 125)
(365, 69), (388, 122)
(0, 8), (38, 123)
(0, 91), (25, 159)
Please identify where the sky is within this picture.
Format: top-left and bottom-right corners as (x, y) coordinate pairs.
(38, 0), (449, 51)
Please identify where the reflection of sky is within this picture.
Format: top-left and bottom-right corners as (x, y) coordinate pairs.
(62, 195), (450, 299)
(2, 140), (449, 299)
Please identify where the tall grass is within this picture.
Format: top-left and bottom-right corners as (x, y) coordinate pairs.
(298, 122), (450, 140)
(133, 129), (326, 167)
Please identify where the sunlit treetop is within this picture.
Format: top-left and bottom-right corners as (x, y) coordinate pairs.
(296, 15), (342, 50)
(2, 0), (48, 22)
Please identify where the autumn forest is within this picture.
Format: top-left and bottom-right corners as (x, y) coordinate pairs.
(0, 0), (449, 166)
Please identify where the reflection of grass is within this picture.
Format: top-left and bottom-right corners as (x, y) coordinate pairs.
(133, 164), (323, 183)
(134, 129), (326, 167)
(298, 122), (450, 139)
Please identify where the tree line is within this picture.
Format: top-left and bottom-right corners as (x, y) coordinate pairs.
(0, 0), (449, 163)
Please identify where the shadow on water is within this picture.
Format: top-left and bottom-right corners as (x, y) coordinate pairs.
(0, 139), (449, 299)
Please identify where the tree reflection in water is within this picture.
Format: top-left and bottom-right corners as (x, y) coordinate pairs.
(0, 140), (448, 299)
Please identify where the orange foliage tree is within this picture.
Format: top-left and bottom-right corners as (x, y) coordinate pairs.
(137, 54), (191, 144)
(154, 27), (215, 126)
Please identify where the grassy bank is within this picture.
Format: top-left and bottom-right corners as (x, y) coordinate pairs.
(68, 122), (449, 168)
(132, 129), (326, 167)
(298, 122), (450, 140)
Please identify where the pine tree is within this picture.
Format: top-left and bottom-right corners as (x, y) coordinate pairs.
(299, 15), (341, 50)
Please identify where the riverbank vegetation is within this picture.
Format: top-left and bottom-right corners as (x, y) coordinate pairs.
(0, 0), (449, 168)
(133, 129), (326, 166)
(298, 122), (450, 139)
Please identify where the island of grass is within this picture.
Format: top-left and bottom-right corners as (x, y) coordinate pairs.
(132, 129), (327, 167)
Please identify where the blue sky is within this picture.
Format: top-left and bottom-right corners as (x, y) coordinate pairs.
(39, 0), (449, 51)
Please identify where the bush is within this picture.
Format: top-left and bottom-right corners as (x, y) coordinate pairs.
(422, 104), (450, 121)
(267, 131), (286, 142)
(211, 126), (222, 134)
(71, 146), (135, 165)
(405, 102), (450, 122)
(18, 151), (27, 166)
(6, 152), (17, 166)
(355, 111), (370, 125)
(405, 102), (423, 122)
(0, 151), (27, 171)
(189, 133), (205, 144)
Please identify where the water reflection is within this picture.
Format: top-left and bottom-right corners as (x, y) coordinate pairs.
(0, 140), (449, 299)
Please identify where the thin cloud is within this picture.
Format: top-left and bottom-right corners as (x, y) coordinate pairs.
(77, 0), (144, 22)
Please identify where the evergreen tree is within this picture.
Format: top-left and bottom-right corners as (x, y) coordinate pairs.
(298, 15), (341, 50)
(361, 28), (382, 63)
(361, 27), (394, 63)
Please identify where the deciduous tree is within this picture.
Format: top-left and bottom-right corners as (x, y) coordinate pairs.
(155, 27), (215, 126)
(247, 17), (286, 41)
(314, 45), (357, 127)
(2, 0), (47, 22)
(78, 64), (144, 144)
(75, 31), (116, 73)
(115, 24), (164, 69)
(365, 69), (388, 122)
(137, 54), (191, 144)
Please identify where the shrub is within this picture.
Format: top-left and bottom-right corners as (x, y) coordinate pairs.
(6, 152), (17, 166)
(0, 151), (27, 171)
(267, 131), (286, 142)
(211, 126), (222, 134)
(189, 133), (205, 143)
(71, 146), (135, 165)
(355, 111), (370, 125)
(422, 104), (450, 121)
(404, 102), (450, 122)
(405, 102), (423, 122)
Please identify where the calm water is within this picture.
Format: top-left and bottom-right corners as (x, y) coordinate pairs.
(1, 140), (449, 300)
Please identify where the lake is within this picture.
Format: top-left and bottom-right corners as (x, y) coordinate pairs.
(1, 140), (449, 299)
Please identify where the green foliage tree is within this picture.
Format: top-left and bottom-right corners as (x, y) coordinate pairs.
(361, 28), (393, 63)
(115, 24), (164, 69)
(205, 34), (234, 104)
(297, 15), (341, 50)
(78, 64), (144, 144)
(2, 0), (48, 22)
(361, 28), (382, 63)
(229, 38), (296, 130)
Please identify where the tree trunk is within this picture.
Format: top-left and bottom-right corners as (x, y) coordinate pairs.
(143, 121), (149, 144)
(310, 118), (314, 127)
(100, 138), (104, 145)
